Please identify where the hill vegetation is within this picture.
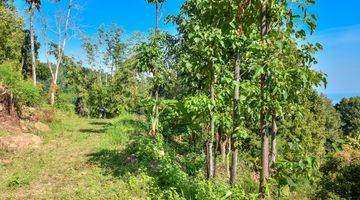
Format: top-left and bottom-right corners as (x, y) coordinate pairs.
(0, 1), (359, 199)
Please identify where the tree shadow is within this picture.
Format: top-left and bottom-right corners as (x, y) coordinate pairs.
(118, 119), (148, 131)
(89, 121), (112, 126)
(86, 116), (151, 178)
(79, 128), (107, 134)
(87, 149), (140, 178)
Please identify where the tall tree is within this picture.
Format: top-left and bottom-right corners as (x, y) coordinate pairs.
(255, 0), (324, 197)
(144, 0), (166, 136)
(175, 0), (236, 179)
(25, 0), (41, 85)
(21, 29), (39, 79)
(102, 25), (125, 77)
(135, 31), (169, 136)
(0, 5), (24, 64)
(258, 0), (270, 196)
(230, 0), (252, 185)
(41, 0), (73, 106)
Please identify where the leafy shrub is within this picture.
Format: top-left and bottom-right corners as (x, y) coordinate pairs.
(317, 145), (360, 199)
(335, 97), (360, 137)
(0, 62), (41, 107)
(0, 6), (24, 63)
(75, 94), (89, 117)
(55, 91), (75, 113)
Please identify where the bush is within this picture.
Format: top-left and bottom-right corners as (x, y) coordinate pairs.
(335, 97), (360, 137)
(54, 91), (76, 113)
(0, 62), (41, 107)
(317, 145), (360, 199)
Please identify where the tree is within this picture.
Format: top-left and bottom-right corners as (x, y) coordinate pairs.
(252, 0), (324, 198)
(141, 0), (167, 136)
(146, 0), (165, 32)
(230, 0), (252, 186)
(41, 0), (73, 106)
(21, 29), (40, 79)
(135, 31), (170, 136)
(175, 0), (235, 179)
(335, 97), (360, 137)
(258, 1), (270, 196)
(0, 5), (24, 65)
(102, 24), (126, 77)
(25, 0), (41, 86)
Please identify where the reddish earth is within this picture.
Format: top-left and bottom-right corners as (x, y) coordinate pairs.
(0, 133), (42, 150)
(0, 86), (45, 151)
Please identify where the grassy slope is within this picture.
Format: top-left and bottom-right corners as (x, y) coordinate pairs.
(0, 113), (148, 200)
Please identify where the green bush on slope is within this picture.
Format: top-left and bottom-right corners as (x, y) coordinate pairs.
(0, 62), (40, 107)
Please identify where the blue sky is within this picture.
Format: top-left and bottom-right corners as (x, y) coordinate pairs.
(14, 0), (360, 103)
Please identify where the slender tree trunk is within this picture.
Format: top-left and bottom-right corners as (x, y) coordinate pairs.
(259, 0), (270, 198)
(50, 87), (56, 106)
(220, 140), (227, 163)
(8, 92), (15, 116)
(206, 141), (214, 179)
(155, 1), (159, 32)
(149, 85), (159, 136)
(206, 79), (215, 179)
(269, 113), (278, 174)
(98, 71), (101, 84)
(218, 126), (228, 164)
(259, 110), (270, 197)
(230, 51), (241, 186)
(29, 2), (37, 86)
(214, 129), (220, 177)
(149, 0), (160, 137)
(50, 79), (57, 106)
(226, 138), (231, 177)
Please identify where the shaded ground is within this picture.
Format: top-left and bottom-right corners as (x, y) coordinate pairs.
(0, 114), (145, 199)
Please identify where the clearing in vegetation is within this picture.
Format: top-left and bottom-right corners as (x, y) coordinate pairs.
(0, 113), (151, 199)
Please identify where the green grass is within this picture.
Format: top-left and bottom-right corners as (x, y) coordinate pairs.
(0, 112), (258, 200)
(0, 112), (150, 199)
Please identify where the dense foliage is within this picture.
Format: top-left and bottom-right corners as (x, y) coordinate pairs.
(336, 97), (360, 137)
(0, 1), (359, 199)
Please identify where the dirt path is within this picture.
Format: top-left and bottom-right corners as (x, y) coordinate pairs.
(0, 116), (115, 199)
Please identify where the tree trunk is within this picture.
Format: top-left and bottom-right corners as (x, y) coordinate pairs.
(230, 51), (241, 186)
(206, 79), (216, 179)
(50, 80), (57, 106)
(269, 113), (278, 174)
(8, 92), (16, 116)
(155, 1), (159, 32)
(99, 71), (102, 84)
(149, 0), (160, 137)
(220, 141), (227, 163)
(149, 85), (159, 137)
(29, 2), (37, 86)
(259, 112), (270, 197)
(259, 1), (270, 198)
(219, 127), (228, 164)
(206, 140), (214, 179)
(226, 138), (231, 177)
